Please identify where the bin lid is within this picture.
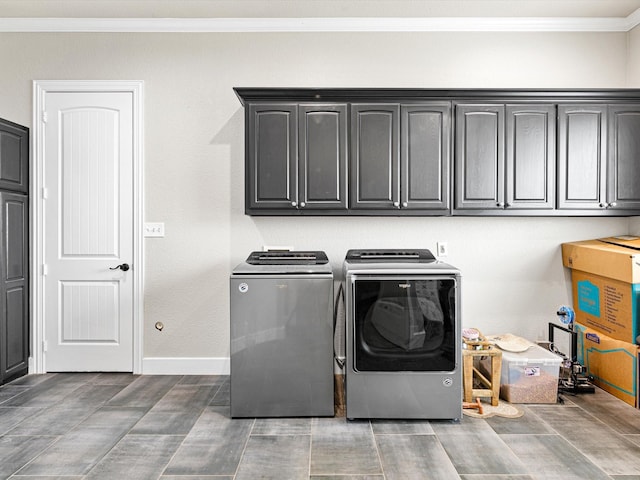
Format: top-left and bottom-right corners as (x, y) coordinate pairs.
(500, 343), (563, 365)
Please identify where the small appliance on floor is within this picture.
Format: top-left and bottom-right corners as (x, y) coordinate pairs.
(343, 249), (462, 420)
(549, 306), (595, 395)
(230, 250), (334, 417)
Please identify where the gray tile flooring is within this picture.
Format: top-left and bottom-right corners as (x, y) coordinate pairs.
(1, 374), (640, 479)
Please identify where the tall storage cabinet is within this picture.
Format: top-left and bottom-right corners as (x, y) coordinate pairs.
(0, 118), (29, 385)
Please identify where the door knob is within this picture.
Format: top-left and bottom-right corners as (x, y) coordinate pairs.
(110, 263), (130, 272)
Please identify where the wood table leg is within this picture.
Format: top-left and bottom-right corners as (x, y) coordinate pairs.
(463, 353), (474, 403)
(490, 353), (502, 406)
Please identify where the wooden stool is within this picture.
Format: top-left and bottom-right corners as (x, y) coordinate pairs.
(462, 348), (502, 406)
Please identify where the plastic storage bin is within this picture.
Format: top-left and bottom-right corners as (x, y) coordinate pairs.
(498, 344), (562, 403)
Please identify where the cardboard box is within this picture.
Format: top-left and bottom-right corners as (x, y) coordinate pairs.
(574, 323), (639, 408)
(562, 236), (640, 344)
(562, 236), (640, 283)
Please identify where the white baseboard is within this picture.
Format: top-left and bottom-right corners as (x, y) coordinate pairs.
(142, 357), (230, 375)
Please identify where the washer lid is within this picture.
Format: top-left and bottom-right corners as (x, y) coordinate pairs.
(345, 249), (436, 263)
(233, 250), (333, 275)
(245, 250), (329, 265)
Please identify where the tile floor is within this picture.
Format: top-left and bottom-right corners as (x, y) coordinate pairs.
(1, 373), (640, 479)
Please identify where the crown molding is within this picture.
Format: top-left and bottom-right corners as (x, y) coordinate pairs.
(0, 11), (639, 33)
(626, 7), (640, 30)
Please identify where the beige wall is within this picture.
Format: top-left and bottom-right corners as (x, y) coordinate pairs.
(629, 23), (640, 85)
(628, 25), (640, 235)
(0, 30), (633, 365)
(633, 26), (640, 84)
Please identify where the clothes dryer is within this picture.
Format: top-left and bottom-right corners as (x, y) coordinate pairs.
(343, 249), (462, 420)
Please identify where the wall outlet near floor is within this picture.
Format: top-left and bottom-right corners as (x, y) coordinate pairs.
(144, 222), (165, 237)
(437, 241), (449, 257)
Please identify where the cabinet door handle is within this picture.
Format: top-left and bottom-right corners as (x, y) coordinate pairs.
(402, 202), (408, 208)
(496, 202), (504, 208)
(299, 202), (306, 208)
(393, 201), (400, 207)
(505, 202), (511, 208)
(291, 201), (297, 207)
(599, 203), (606, 208)
(608, 202), (617, 208)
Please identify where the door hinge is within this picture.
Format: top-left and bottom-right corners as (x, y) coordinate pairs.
(41, 187), (48, 199)
(42, 340), (48, 352)
(42, 264), (48, 276)
(42, 111), (48, 123)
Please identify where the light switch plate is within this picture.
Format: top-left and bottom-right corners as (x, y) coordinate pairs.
(145, 222), (165, 237)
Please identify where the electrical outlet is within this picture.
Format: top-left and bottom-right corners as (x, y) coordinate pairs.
(437, 242), (448, 257)
(144, 222), (165, 237)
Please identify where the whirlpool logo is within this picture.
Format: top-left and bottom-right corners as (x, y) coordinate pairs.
(398, 283), (411, 289)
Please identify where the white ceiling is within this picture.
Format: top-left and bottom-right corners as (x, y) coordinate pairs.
(1, 0), (640, 19)
(1, 0), (640, 32)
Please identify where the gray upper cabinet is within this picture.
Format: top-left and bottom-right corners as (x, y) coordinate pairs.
(350, 103), (450, 212)
(401, 104), (450, 211)
(0, 119), (28, 194)
(299, 104), (348, 210)
(557, 104), (640, 211)
(455, 104), (505, 210)
(350, 104), (400, 209)
(247, 104), (298, 210)
(608, 104), (640, 210)
(505, 105), (555, 210)
(557, 105), (607, 210)
(235, 88), (640, 216)
(246, 103), (347, 213)
(455, 103), (555, 212)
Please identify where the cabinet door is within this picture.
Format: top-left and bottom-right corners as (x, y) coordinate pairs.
(608, 105), (640, 210)
(0, 118), (29, 194)
(455, 105), (505, 209)
(0, 192), (28, 383)
(505, 105), (555, 209)
(557, 105), (607, 209)
(246, 104), (298, 210)
(299, 104), (348, 210)
(350, 104), (400, 209)
(401, 104), (451, 211)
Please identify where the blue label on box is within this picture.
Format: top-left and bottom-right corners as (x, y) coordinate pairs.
(577, 280), (600, 317)
(586, 332), (601, 344)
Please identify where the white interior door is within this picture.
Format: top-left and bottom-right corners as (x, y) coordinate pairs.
(40, 88), (137, 372)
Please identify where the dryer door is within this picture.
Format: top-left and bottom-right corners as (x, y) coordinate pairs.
(351, 276), (458, 372)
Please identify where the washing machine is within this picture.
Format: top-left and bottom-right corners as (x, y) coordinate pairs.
(343, 249), (462, 420)
(230, 251), (334, 417)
